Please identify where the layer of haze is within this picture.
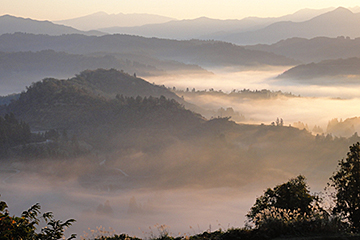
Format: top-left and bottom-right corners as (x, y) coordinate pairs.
(148, 68), (360, 130)
(0, 173), (255, 238)
(1, 0), (359, 21)
(0, 149), (336, 238)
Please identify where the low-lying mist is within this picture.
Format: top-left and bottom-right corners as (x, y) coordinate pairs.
(148, 68), (360, 132)
(0, 157), (335, 238)
(1, 171), (255, 238)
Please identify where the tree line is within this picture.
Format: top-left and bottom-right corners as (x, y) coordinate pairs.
(0, 113), (31, 156)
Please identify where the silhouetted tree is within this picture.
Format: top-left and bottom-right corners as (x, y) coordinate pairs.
(247, 175), (320, 224)
(330, 142), (360, 231)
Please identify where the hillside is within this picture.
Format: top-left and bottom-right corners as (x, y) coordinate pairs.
(0, 33), (297, 68)
(68, 68), (182, 100)
(277, 57), (360, 83)
(2, 69), (201, 131)
(0, 14), (103, 36)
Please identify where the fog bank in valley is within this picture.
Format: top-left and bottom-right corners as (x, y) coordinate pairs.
(0, 167), (263, 238)
(148, 68), (360, 132)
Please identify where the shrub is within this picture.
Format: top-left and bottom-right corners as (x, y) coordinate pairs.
(0, 197), (76, 240)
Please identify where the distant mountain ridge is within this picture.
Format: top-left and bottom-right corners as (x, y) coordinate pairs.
(0, 14), (104, 36)
(97, 8), (335, 40)
(54, 12), (175, 31)
(220, 7), (360, 45)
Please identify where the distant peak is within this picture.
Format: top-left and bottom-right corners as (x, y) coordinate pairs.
(196, 16), (211, 20)
(187, 16), (215, 22)
(91, 11), (108, 16)
(332, 6), (353, 13)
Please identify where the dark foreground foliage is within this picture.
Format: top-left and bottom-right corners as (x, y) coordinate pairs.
(330, 142), (360, 232)
(0, 197), (76, 240)
(93, 228), (358, 240)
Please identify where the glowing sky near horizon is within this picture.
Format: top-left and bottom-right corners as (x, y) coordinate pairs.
(1, 0), (359, 21)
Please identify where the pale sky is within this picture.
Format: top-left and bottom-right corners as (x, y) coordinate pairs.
(1, 0), (359, 21)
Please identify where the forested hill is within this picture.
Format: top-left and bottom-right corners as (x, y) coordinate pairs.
(2, 69), (204, 131)
(68, 68), (181, 100)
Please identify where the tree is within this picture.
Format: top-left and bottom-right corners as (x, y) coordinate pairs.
(247, 175), (319, 224)
(330, 142), (360, 231)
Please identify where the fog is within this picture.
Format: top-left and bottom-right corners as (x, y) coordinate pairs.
(148, 68), (360, 131)
(0, 165), (262, 238)
(0, 160), (332, 239)
(148, 67), (360, 98)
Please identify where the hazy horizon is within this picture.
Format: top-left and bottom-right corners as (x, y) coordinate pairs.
(1, 1), (359, 21)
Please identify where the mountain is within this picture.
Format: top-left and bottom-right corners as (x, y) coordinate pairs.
(246, 36), (360, 63)
(276, 57), (360, 84)
(0, 33), (297, 68)
(3, 69), (200, 131)
(68, 68), (183, 100)
(276, 7), (336, 22)
(0, 15), (104, 36)
(54, 12), (175, 31)
(219, 7), (360, 45)
(99, 17), (251, 39)
(98, 8), (333, 40)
